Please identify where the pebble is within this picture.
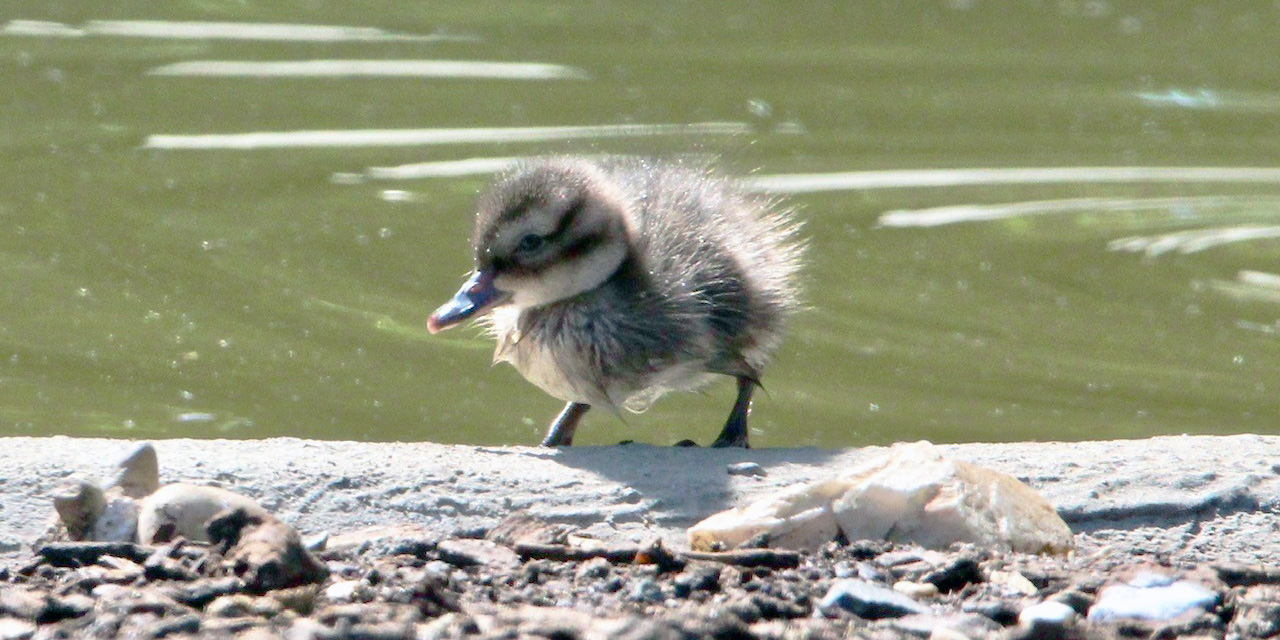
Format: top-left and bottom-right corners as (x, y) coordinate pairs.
(1088, 573), (1218, 622)
(960, 597), (1019, 626)
(726, 462), (766, 477)
(1232, 585), (1280, 638)
(206, 595), (255, 618)
(323, 580), (362, 602)
(1019, 600), (1076, 626)
(887, 612), (998, 639)
(575, 557), (612, 581)
(147, 613), (200, 638)
(819, 579), (927, 619)
(922, 555), (982, 592)
(893, 580), (939, 599)
(927, 627), (971, 640)
(1048, 589), (1093, 619)
(0, 618), (36, 640)
(989, 570), (1038, 596)
(41, 594), (93, 622)
(423, 560), (454, 577)
(628, 578), (664, 604)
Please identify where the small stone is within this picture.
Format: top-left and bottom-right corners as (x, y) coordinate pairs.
(1019, 600), (1076, 626)
(1214, 563), (1280, 587)
(1049, 589), (1093, 616)
(0, 588), (44, 619)
(927, 627), (971, 640)
(212, 509), (329, 593)
(923, 556), (982, 593)
(961, 598), (1019, 626)
(887, 612), (997, 639)
(143, 553), (198, 581)
(727, 462), (766, 477)
(202, 618), (267, 636)
(894, 580), (939, 599)
(325, 524), (440, 557)
(303, 531), (329, 552)
(40, 593), (93, 623)
(1088, 577), (1218, 622)
(148, 613), (200, 638)
(819, 579), (927, 619)
(574, 557), (611, 582)
(206, 595), (255, 618)
(885, 613), (947, 637)
(1128, 571), (1173, 588)
(1232, 585), (1280, 638)
(679, 566), (721, 594)
(628, 578), (664, 603)
(324, 579), (363, 602)
(0, 618), (36, 640)
(423, 560), (454, 577)
(485, 512), (570, 546)
(990, 570), (1039, 596)
(169, 577), (245, 608)
(1149, 611), (1225, 638)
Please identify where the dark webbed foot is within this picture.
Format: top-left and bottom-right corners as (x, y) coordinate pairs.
(542, 402), (590, 446)
(710, 376), (755, 448)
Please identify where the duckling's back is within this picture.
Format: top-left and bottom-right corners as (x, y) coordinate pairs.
(596, 157), (804, 379)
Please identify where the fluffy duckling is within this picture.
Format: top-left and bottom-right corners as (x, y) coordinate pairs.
(428, 157), (803, 448)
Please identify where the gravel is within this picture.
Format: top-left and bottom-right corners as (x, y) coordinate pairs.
(2, 434), (1280, 638)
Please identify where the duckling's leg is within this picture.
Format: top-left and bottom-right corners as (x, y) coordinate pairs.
(542, 402), (590, 446)
(711, 376), (755, 448)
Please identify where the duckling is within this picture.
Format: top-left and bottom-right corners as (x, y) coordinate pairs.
(427, 157), (803, 448)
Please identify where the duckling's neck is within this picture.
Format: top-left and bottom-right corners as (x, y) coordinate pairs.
(507, 243), (627, 311)
(522, 249), (644, 316)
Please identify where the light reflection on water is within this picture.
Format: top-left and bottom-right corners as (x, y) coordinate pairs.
(877, 195), (1280, 228)
(147, 60), (589, 80)
(1110, 226), (1280, 257)
(1, 19), (466, 42)
(142, 123), (753, 150)
(3, 4), (1280, 446)
(744, 167), (1280, 194)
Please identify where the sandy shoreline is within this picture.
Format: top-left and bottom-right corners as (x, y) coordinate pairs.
(3, 434), (1278, 567)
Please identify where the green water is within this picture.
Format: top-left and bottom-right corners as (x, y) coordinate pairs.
(3, 2), (1280, 447)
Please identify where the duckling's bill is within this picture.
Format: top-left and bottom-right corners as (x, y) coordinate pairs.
(427, 270), (510, 333)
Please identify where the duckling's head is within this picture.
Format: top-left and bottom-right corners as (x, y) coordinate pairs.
(428, 159), (634, 333)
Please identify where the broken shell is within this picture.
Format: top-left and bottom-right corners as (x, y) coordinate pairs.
(111, 443), (160, 499)
(689, 441), (1074, 555)
(137, 483), (270, 544)
(52, 480), (107, 540)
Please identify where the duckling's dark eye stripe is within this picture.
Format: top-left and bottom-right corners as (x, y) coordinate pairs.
(561, 231), (604, 261)
(547, 198), (584, 242)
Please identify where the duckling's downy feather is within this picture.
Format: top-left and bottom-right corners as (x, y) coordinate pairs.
(431, 156), (803, 446)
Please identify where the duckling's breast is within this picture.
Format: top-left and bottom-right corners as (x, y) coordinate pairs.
(490, 283), (712, 410)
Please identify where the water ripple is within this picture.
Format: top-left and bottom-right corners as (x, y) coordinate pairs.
(744, 167), (1280, 194)
(148, 60), (588, 80)
(1109, 226), (1280, 257)
(876, 196), (1254, 228)
(1, 19), (468, 42)
(143, 122), (750, 150)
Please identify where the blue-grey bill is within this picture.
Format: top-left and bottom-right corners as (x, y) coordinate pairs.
(427, 270), (508, 333)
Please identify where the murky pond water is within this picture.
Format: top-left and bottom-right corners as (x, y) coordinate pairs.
(3, 3), (1280, 447)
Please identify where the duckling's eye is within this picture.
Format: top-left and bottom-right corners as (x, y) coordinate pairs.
(516, 234), (545, 253)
